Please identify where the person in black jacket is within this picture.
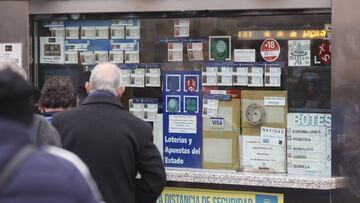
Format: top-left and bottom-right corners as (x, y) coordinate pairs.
(0, 68), (102, 203)
(0, 62), (61, 146)
(52, 62), (166, 203)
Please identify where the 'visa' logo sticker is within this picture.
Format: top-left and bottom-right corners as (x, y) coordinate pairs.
(210, 117), (225, 129)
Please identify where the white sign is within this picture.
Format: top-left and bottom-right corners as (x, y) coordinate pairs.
(174, 18), (190, 37)
(169, 115), (197, 134)
(288, 40), (311, 66)
(287, 113), (331, 176)
(40, 37), (64, 64)
(187, 43), (203, 61)
(234, 49), (256, 62)
(240, 135), (286, 173)
(168, 43), (183, 62)
(264, 96), (286, 106)
(0, 43), (22, 67)
(260, 127), (285, 146)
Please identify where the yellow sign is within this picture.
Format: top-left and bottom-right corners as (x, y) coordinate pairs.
(156, 187), (284, 203)
(237, 29), (328, 40)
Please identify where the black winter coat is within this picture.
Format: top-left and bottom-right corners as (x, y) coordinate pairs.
(52, 91), (166, 203)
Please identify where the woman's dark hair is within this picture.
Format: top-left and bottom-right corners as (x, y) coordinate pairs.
(39, 77), (77, 109)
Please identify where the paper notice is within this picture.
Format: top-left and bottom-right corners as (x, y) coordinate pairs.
(169, 115), (197, 134)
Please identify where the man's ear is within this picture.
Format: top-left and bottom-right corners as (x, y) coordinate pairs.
(117, 86), (125, 98)
(85, 82), (91, 94)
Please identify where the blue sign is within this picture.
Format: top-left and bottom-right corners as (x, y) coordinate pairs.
(163, 71), (202, 168)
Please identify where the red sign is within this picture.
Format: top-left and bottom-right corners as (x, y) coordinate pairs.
(186, 78), (197, 92)
(260, 38), (281, 62)
(317, 40), (331, 65)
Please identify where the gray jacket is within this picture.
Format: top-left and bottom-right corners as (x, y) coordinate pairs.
(32, 114), (62, 147)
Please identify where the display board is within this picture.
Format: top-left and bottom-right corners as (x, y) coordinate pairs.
(163, 71), (203, 168)
(287, 113), (331, 176)
(35, 14), (331, 175)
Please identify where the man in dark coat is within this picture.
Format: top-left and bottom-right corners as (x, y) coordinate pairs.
(0, 68), (102, 203)
(52, 63), (166, 203)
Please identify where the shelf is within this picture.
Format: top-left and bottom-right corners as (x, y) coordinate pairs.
(165, 168), (346, 190)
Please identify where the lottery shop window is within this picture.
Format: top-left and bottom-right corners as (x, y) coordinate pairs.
(34, 11), (332, 174)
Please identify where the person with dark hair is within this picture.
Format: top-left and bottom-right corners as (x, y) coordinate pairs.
(39, 77), (77, 122)
(0, 68), (102, 203)
(0, 62), (61, 146)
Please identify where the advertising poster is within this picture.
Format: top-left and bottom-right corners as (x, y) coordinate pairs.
(40, 37), (65, 64)
(287, 113), (331, 176)
(0, 43), (22, 67)
(163, 71), (202, 168)
(209, 36), (231, 61)
(156, 187), (284, 203)
(288, 40), (311, 66)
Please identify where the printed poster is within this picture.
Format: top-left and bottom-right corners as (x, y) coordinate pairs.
(0, 43), (22, 67)
(288, 40), (311, 66)
(40, 37), (64, 64)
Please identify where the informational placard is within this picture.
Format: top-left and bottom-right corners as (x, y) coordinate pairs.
(260, 38), (280, 62)
(64, 51), (78, 64)
(248, 66), (263, 87)
(287, 113), (331, 176)
(110, 26), (125, 39)
(126, 26), (140, 39)
(40, 37), (64, 64)
(264, 66), (281, 87)
(146, 67), (161, 87)
(174, 18), (190, 37)
(168, 43), (183, 62)
(0, 43), (22, 67)
(81, 26), (95, 39)
(187, 43), (203, 61)
(163, 71), (202, 168)
(66, 27), (80, 39)
(260, 127), (285, 146)
(129, 98), (158, 122)
(94, 51), (109, 63)
(202, 66), (218, 86)
(288, 40), (311, 66)
(217, 66), (233, 86)
(156, 187), (284, 203)
(130, 67), (145, 87)
(240, 135), (286, 173)
(234, 49), (256, 62)
(50, 27), (65, 37)
(264, 96), (286, 106)
(233, 66), (248, 86)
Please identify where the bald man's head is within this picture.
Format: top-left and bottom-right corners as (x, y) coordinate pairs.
(87, 63), (124, 97)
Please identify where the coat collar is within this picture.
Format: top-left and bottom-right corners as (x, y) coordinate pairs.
(82, 90), (125, 109)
